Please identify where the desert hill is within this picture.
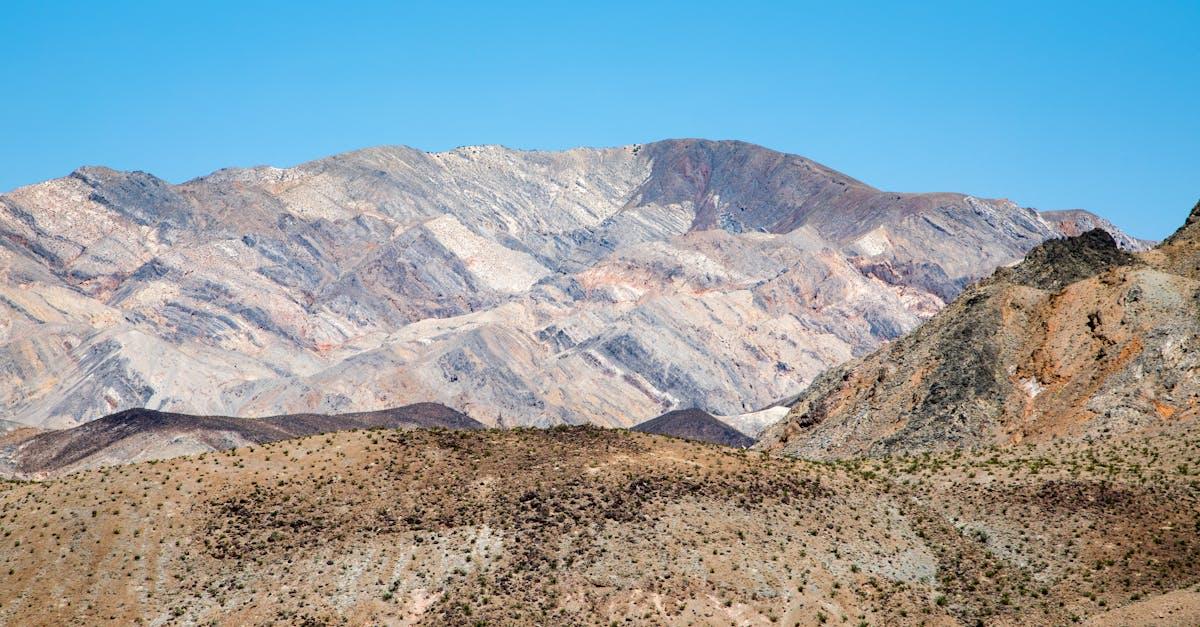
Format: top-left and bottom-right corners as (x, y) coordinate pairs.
(632, 408), (755, 447)
(0, 425), (1197, 625)
(0, 403), (480, 479)
(758, 201), (1200, 459)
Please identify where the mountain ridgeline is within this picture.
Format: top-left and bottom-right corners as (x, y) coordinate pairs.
(0, 139), (1142, 430)
(0, 403), (482, 478)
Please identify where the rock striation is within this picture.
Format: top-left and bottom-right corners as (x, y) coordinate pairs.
(0, 139), (1141, 428)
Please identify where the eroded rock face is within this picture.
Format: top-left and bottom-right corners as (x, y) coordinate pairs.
(0, 139), (1138, 428)
(757, 202), (1200, 459)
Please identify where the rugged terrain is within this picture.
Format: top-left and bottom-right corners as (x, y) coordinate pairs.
(0, 403), (481, 479)
(0, 139), (1140, 429)
(1, 203), (1194, 625)
(632, 408), (756, 448)
(758, 202), (1200, 459)
(1, 425), (1197, 626)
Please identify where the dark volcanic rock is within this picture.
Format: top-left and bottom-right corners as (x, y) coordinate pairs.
(632, 408), (755, 448)
(1002, 228), (1134, 291)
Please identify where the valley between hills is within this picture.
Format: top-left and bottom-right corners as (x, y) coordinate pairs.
(0, 142), (1197, 626)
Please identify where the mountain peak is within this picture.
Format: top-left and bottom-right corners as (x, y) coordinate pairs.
(631, 408), (755, 448)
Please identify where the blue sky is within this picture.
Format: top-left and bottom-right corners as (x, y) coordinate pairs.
(1, 1), (1196, 239)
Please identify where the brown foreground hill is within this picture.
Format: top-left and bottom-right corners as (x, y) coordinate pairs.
(1, 425), (1198, 625)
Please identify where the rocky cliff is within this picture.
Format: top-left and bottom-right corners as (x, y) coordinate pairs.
(0, 139), (1139, 428)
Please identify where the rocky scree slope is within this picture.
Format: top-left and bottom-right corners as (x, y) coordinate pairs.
(0, 139), (1139, 429)
(758, 201), (1200, 459)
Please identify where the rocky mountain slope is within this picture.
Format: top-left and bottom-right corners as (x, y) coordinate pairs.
(757, 201), (1200, 459)
(0, 139), (1140, 429)
(1, 425), (1196, 625)
(631, 407), (755, 447)
(0, 403), (480, 479)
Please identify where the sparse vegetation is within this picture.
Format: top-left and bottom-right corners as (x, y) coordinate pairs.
(0, 423), (1198, 624)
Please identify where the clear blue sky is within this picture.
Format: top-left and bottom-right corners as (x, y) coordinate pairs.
(2, 1), (1196, 239)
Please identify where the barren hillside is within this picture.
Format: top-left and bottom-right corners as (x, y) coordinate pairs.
(1, 426), (1197, 625)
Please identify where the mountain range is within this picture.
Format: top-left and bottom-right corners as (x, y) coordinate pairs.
(1, 140), (1197, 624)
(0, 139), (1143, 431)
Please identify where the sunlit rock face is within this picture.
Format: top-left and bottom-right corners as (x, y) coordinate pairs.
(0, 139), (1136, 428)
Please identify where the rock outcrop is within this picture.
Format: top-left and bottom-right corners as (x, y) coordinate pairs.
(0, 139), (1141, 428)
(1039, 209), (1155, 251)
